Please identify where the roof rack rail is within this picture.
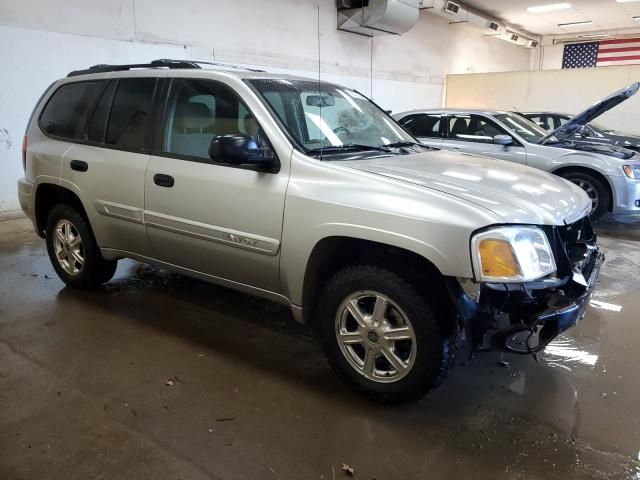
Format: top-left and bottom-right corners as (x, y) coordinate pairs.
(67, 58), (266, 77)
(67, 59), (200, 77)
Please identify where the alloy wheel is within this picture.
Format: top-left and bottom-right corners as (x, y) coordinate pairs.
(53, 219), (85, 276)
(571, 178), (599, 214)
(335, 290), (417, 383)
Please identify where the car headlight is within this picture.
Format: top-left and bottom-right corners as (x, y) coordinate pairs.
(623, 164), (640, 179)
(471, 227), (556, 283)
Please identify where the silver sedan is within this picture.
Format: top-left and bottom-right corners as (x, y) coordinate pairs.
(395, 88), (640, 221)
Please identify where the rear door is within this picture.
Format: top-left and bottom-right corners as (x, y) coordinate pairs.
(442, 113), (527, 165)
(397, 113), (443, 148)
(60, 75), (159, 257)
(144, 77), (288, 293)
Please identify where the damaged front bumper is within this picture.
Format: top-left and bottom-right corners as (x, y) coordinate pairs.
(449, 216), (604, 354)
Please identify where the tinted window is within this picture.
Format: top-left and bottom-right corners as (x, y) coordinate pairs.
(87, 81), (116, 143)
(400, 114), (441, 138)
(164, 79), (259, 160)
(106, 78), (156, 150)
(39, 81), (103, 139)
(448, 114), (505, 144)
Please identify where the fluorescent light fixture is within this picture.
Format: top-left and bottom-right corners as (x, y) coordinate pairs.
(527, 3), (571, 13)
(617, 0), (640, 3)
(577, 33), (611, 37)
(634, 15), (640, 21)
(558, 20), (593, 27)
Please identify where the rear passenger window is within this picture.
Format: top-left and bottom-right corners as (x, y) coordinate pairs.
(400, 114), (441, 138)
(39, 81), (103, 140)
(87, 81), (116, 143)
(163, 79), (259, 161)
(105, 78), (156, 151)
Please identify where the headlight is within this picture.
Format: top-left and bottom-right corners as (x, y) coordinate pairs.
(623, 164), (640, 179)
(471, 227), (556, 283)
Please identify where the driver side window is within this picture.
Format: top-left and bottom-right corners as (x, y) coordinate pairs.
(164, 79), (259, 161)
(448, 114), (505, 144)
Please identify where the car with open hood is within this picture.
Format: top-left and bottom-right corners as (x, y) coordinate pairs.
(18, 59), (602, 403)
(519, 111), (640, 153)
(394, 83), (640, 221)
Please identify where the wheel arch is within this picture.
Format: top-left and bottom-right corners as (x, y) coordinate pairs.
(300, 236), (460, 336)
(551, 165), (614, 212)
(34, 183), (91, 237)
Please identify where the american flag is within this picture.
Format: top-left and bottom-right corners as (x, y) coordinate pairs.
(563, 38), (640, 68)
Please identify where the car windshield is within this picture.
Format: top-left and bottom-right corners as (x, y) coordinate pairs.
(494, 112), (553, 144)
(247, 79), (416, 155)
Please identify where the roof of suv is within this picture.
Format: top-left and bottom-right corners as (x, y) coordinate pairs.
(65, 58), (321, 83)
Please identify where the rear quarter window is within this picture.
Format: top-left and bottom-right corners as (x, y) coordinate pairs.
(39, 81), (103, 140)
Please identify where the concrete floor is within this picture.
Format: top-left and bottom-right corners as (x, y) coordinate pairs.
(1, 216), (639, 480)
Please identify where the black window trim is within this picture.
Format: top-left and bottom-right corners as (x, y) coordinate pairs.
(151, 77), (280, 174)
(39, 77), (161, 155)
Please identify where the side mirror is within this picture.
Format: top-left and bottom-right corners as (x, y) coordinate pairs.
(494, 134), (513, 146)
(209, 134), (276, 171)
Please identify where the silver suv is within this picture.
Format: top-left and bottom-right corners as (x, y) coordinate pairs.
(18, 59), (603, 403)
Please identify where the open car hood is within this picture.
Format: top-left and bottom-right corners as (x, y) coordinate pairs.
(541, 82), (640, 144)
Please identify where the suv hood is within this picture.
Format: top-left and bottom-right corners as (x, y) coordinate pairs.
(542, 82), (640, 143)
(339, 150), (591, 226)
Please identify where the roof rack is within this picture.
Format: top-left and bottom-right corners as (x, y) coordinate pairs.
(67, 58), (265, 77)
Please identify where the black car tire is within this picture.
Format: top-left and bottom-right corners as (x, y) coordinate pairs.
(45, 204), (117, 289)
(317, 264), (455, 404)
(560, 171), (609, 222)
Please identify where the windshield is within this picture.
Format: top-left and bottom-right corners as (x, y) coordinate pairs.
(494, 113), (552, 144)
(247, 79), (416, 154)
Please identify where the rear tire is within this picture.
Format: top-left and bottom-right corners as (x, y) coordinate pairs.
(560, 171), (609, 222)
(45, 204), (117, 289)
(317, 265), (454, 404)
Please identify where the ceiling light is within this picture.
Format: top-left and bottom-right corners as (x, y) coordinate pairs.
(527, 3), (571, 13)
(634, 16), (640, 21)
(577, 33), (611, 38)
(617, 0), (640, 3)
(558, 20), (594, 27)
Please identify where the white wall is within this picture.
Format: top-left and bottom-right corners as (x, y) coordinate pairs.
(445, 66), (640, 134)
(0, 0), (530, 212)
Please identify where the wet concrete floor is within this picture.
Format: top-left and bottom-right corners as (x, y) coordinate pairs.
(0, 216), (639, 479)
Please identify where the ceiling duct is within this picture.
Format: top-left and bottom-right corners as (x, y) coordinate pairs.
(337, 0), (421, 36)
(423, 0), (538, 47)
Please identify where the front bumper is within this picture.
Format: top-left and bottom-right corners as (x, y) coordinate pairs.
(489, 250), (603, 353)
(450, 215), (603, 354)
(610, 174), (640, 215)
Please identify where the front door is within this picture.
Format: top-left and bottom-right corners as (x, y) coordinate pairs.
(144, 78), (288, 293)
(443, 113), (527, 165)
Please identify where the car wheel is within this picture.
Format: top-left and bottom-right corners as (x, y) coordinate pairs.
(561, 171), (609, 222)
(317, 265), (455, 404)
(45, 204), (117, 289)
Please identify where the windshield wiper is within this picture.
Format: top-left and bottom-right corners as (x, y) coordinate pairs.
(384, 141), (423, 148)
(307, 144), (392, 154)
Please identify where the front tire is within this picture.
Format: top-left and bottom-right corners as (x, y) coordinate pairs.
(45, 204), (117, 289)
(317, 265), (454, 404)
(561, 171), (609, 222)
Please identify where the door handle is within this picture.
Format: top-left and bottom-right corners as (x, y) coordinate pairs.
(70, 160), (88, 172)
(153, 174), (175, 188)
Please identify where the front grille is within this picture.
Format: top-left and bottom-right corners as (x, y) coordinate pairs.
(547, 215), (598, 279)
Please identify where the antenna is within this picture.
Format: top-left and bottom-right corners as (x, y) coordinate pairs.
(317, 4), (323, 161)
